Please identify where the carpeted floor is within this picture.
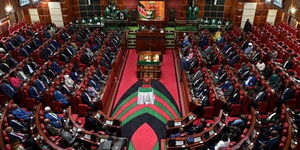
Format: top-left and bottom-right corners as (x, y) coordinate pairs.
(109, 49), (182, 150)
(160, 50), (181, 110)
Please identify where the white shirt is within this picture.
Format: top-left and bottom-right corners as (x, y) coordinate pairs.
(0, 47), (5, 53)
(256, 62), (265, 71)
(214, 140), (230, 150)
(64, 75), (74, 88)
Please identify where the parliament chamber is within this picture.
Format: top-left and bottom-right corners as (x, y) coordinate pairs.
(0, 0), (300, 150)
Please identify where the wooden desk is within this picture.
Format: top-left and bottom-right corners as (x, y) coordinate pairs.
(166, 110), (227, 149)
(137, 51), (161, 79)
(136, 30), (165, 53)
(166, 113), (197, 135)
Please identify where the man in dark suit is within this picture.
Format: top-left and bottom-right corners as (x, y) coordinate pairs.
(263, 130), (280, 150)
(280, 85), (294, 103)
(228, 90), (240, 104)
(45, 68), (56, 79)
(38, 74), (51, 85)
(16, 33), (26, 43)
(229, 55), (240, 66)
(6, 57), (18, 68)
(61, 31), (70, 41)
(33, 37), (42, 47)
(23, 63), (35, 76)
(84, 111), (100, 131)
(29, 85), (42, 101)
(244, 73), (257, 88)
(244, 19), (252, 33)
(20, 47), (30, 57)
(88, 79), (101, 91)
(0, 61), (10, 73)
(51, 61), (62, 73)
(7, 114), (28, 132)
(180, 55), (190, 71)
(44, 119), (61, 136)
(80, 52), (92, 65)
(43, 30), (52, 39)
(50, 39), (61, 49)
(282, 58), (294, 70)
(0, 82), (16, 98)
(5, 126), (28, 144)
(60, 52), (70, 63)
(34, 79), (47, 93)
(253, 90), (267, 104)
(82, 91), (97, 109)
(58, 84), (72, 96)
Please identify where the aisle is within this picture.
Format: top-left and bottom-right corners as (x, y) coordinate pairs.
(109, 49), (182, 150)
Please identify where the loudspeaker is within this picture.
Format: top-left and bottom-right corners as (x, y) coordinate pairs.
(98, 141), (112, 150)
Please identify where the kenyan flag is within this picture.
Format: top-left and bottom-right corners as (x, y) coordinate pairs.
(138, 2), (147, 19)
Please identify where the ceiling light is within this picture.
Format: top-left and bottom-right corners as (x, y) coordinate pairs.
(5, 5), (13, 13)
(290, 8), (297, 14)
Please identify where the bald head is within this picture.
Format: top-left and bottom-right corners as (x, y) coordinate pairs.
(44, 119), (50, 124)
(12, 104), (18, 110)
(5, 127), (13, 133)
(7, 114), (15, 120)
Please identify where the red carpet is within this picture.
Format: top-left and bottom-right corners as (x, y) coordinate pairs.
(110, 49), (138, 113)
(108, 49), (182, 149)
(119, 104), (172, 121)
(130, 123), (158, 150)
(160, 50), (182, 112)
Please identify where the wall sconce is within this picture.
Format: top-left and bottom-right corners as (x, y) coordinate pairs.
(32, 0), (40, 4)
(265, 0), (271, 3)
(290, 7), (297, 14)
(5, 5), (13, 13)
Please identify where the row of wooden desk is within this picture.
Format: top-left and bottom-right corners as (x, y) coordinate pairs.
(29, 104), (126, 150)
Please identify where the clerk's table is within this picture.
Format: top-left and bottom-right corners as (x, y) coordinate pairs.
(137, 87), (155, 105)
(137, 51), (161, 79)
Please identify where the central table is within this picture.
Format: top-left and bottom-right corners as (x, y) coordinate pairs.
(137, 87), (155, 105)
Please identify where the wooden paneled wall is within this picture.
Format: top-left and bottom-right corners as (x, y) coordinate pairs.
(21, 0), (295, 27)
(24, 0), (76, 26)
(229, 0), (284, 27)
